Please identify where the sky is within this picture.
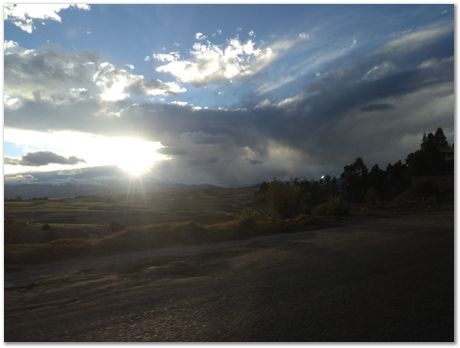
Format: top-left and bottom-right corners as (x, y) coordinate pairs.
(3, 4), (455, 187)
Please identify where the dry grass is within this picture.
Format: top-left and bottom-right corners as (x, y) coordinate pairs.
(5, 187), (343, 265)
(5, 214), (335, 265)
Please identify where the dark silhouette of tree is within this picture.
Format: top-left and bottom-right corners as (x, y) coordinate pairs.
(385, 160), (410, 199)
(406, 127), (452, 176)
(434, 127), (448, 149)
(340, 157), (368, 202)
(258, 126), (453, 216)
(368, 164), (386, 198)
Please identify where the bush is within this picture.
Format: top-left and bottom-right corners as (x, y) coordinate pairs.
(328, 196), (350, 216)
(413, 181), (439, 199)
(265, 180), (305, 218)
(312, 196), (349, 216)
(237, 208), (263, 227)
(365, 188), (380, 206)
(311, 203), (329, 216)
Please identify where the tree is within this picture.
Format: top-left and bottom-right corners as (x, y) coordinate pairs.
(434, 127), (448, 149)
(368, 164), (386, 197)
(340, 157), (369, 202)
(406, 127), (451, 176)
(386, 160), (409, 199)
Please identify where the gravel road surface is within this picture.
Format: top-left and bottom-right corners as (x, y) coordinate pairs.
(5, 211), (453, 342)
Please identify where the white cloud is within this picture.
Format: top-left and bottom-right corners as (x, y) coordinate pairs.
(255, 41), (354, 96)
(255, 99), (272, 109)
(248, 30), (255, 37)
(93, 62), (186, 101)
(153, 52), (180, 63)
(362, 61), (396, 81)
(298, 32), (309, 40)
(4, 40), (18, 49)
(126, 64), (135, 70)
(195, 32), (207, 41)
(170, 101), (188, 106)
(4, 43), (186, 104)
(255, 94), (303, 109)
(4, 95), (22, 110)
(380, 24), (452, 55)
(69, 88), (89, 99)
(92, 63), (130, 101)
(276, 94), (303, 109)
(155, 35), (276, 86)
(144, 55), (151, 62)
(4, 3), (90, 33)
(418, 56), (453, 69)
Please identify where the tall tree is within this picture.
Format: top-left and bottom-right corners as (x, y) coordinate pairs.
(340, 157), (369, 202)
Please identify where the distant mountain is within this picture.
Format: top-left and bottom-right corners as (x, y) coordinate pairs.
(4, 180), (225, 200)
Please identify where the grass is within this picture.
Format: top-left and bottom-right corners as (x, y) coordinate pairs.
(9, 185), (433, 265)
(5, 212), (339, 265)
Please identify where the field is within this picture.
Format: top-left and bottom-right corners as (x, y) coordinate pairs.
(4, 187), (454, 341)
(5, 186), (343, 264)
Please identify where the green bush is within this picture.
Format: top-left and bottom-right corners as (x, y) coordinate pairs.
(237, 208), (263, 227)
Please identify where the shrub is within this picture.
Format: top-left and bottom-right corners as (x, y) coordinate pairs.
(312, 196), (349, 216)
(327, 196), (350, 216)
(311, 203), (329, 216)
(265, 180), (305, 218)
(237, 208), (262, 227)
(413, 181), (439, 199)
(365, 188), (380, 206)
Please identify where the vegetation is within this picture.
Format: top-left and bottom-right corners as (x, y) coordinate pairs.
(4, 127), (453, 265)
(258, 127), (453, 216)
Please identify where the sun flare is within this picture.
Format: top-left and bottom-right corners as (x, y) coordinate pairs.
(108, 137), (167, 177)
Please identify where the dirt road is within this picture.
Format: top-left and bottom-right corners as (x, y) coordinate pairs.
(4, 211), (454, 341)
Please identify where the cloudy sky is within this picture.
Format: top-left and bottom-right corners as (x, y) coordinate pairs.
(4, 4), (454, 186)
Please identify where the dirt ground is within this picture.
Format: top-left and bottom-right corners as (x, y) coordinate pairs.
(4, 210), (453, 342)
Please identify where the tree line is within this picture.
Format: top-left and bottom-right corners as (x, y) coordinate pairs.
(257, 127), (453, 218)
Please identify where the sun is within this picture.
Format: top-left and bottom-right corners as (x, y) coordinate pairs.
(106, 137), (167, 177)
(117, 155), (153, 177)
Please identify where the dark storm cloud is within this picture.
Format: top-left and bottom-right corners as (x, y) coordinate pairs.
(6, 151), (85, 166)
(360, 104), (395, 112)
(158, 147), (187, 156)
(188, 157), (219, 166)
(245, 159), (262, 165)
